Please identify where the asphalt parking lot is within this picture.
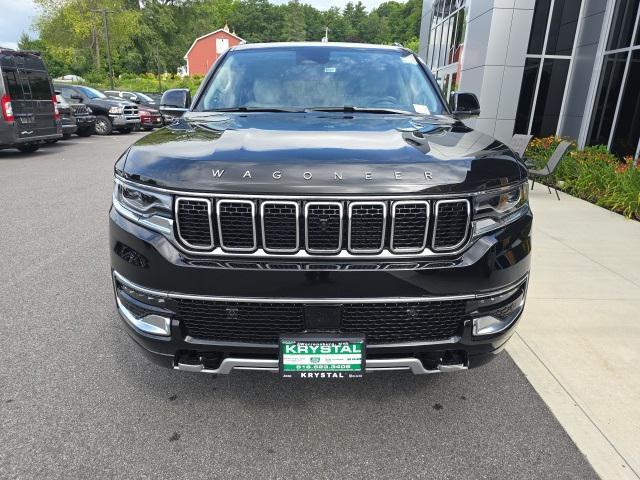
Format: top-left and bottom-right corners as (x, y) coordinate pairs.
(0, 133), (597, 479)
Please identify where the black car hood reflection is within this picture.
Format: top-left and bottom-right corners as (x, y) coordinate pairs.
(120, 112), (526, 194)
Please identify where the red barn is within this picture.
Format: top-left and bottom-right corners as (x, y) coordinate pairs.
(184, 25), (244, 76)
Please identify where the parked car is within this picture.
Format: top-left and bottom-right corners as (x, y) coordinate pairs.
(69, 101), (96, 137)
(104, 90), (159, 109)
(138, 106), (163, 131)
(50, 93), (77, 141)
(0, 48), (61, 153)
(112, 43), (532, 378)
(54, 84), (139, 135)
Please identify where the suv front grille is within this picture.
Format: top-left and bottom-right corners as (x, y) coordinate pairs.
(71, 104), (89, 115)
(123, 105), (138, 116)
(172, 196), (472, 256)
(174, 298), (468, 344)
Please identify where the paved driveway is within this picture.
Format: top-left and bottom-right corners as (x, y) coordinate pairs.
(0, 134), (596, 479)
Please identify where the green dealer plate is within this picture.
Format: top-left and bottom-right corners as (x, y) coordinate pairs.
(280, 335), (365, 379)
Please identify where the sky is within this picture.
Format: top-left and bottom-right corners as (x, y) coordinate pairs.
(0, 0), (390, 50)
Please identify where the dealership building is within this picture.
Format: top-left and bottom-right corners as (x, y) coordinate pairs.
(418, 0), (640, 159)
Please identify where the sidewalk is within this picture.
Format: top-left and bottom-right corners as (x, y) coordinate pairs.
(507, 184), (640, 479)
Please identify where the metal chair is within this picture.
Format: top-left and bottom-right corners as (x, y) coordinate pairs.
(528, 140), (571, 200)
(511, 134), (533, 158)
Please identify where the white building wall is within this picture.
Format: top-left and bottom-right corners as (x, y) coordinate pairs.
(459, 0), (536, 144)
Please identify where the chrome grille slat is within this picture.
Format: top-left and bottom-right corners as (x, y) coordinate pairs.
(261, 201), (299, 253)
(305, 202), (343, 254)
(432, 199), (471, 251)
(175, 197), (214, 250)
(217, 200), (257, 252)
(390, 201), (429, 253)
(348, 201), (386, 253)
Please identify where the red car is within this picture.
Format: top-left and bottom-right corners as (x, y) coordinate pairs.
(138, 107), (163, 131)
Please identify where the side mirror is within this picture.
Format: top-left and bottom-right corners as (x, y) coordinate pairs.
(450, 92), (480, 118)
(159, 88), (191, 118)
(70, 94), (83, 102)
(129, 96), (140, 103)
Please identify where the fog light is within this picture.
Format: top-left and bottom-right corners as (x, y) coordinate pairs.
(116, 297), (171, 336)
(472, 292), (525, 336)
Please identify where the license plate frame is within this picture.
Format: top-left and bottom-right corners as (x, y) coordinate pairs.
(279, 334), (365, 379)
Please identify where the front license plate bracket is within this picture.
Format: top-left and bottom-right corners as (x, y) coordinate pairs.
(279, 335), (365, 379)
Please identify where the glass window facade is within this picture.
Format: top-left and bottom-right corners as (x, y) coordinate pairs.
(514, 0), (582, 136)
(426, 0), (467, 102)
(588, 0), (640, 158)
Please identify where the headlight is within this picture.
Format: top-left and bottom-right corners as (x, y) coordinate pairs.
(109, 106), (123, 114)
(472, 183), (529, 236)
(114, 180), (172, 217)
(86, 107), (93, 114)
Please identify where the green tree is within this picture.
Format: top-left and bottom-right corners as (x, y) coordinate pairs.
(283, 0), (306, 41)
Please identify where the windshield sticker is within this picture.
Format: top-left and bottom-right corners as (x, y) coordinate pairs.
(324, 67), (336, 73)
(413, 104), (430, 114)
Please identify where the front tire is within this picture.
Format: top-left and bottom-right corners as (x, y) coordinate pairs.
(94, 115), (112, 135)
(17, 144), (40, 153)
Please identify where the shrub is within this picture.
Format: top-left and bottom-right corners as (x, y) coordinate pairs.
(525, 137), (640, 220)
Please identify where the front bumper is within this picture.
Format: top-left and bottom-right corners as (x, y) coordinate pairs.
(140, 116), (163, 128)
(110, 207), (532, 375)
(61, 123), (78, 135)
(75, 115), (96, 127)
(111, 114), (140, 127)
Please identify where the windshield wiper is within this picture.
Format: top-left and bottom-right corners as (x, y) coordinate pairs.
(305, 106), (415, 115)
(207, 106), (305, 113)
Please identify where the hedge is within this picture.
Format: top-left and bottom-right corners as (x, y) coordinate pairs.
(525, 136), (640, 220)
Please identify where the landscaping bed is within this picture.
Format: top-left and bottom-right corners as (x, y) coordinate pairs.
(525, 137), (640, 221)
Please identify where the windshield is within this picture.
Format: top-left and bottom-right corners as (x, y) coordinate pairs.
(196, 46), (446, 114)
(77, 86), (106, 99)
(135, 92), (154, 102)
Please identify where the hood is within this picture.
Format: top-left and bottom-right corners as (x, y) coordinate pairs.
(119, 112), (526, 195)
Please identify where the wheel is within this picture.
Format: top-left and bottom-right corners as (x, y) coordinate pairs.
(62, 133), (72, 139)
(76, 127), (94, 137)
(17, 144), (40, 153)
(118, 127), (133, 134)
(94, 115), (112, 135)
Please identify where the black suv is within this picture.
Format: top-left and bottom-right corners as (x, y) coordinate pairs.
(0, 48), (61, 153)
(55, 84), (139, 135)
(110, 43), (531, 379)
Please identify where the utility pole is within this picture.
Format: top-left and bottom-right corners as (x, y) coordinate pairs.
(91, 9), (115, 89)
(155, 46), (162, 93)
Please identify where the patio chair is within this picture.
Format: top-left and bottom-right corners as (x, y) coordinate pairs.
(528, 140), (571, 200)
(511, 134), (533, 158)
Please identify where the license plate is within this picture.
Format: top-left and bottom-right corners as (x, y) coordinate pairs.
(280, 335), (365, 379)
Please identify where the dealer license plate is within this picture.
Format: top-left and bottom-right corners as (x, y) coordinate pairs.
(280, 335), (365, 379)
